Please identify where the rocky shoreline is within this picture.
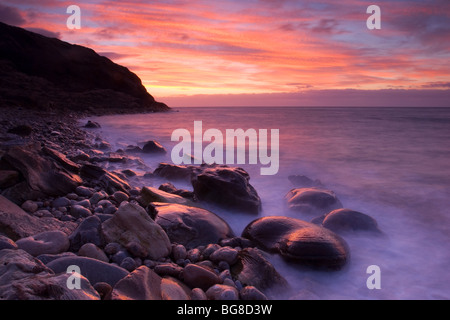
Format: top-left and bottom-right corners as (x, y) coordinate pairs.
(0, 107), (381, 300)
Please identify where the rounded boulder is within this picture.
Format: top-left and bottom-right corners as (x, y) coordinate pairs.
(242, 216), (350, 270)
(152, 202), (235, 249)
(285, 187), (343, 215)
(321, 208), (382, 234)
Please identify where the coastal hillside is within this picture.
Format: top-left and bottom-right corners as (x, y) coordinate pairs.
(0, 22), (169, 114)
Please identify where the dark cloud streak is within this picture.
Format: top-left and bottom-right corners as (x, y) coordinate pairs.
(0, 4), (26, 26)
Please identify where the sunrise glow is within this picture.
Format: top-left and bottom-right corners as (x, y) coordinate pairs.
(1, 0), (449, 106)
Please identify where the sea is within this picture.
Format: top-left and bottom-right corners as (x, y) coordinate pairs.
(88, 106), (450, 300)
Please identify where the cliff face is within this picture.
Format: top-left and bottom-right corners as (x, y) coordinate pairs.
(0, 22), (169, 113)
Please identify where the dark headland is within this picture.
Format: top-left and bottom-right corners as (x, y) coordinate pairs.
(0, 22), (375, 301)
(0, 21), (169, 115)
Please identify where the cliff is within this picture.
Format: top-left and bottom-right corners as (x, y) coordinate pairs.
(0, 22), (169, 114)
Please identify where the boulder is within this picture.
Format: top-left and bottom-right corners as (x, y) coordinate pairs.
(153, 163), (198, 182)
(242, 216), (350, 270)
(142, 140), (167, 154)
(80, 163), (130, 194)
(230, 248), (289, 296)
(209, 247), (239, 265)
(191, 166), (261, 214)
(152, 202), (235, 249)
(182, 264), (221, 291)
(101, 201), (171, 260)
(110, 266), (162, 300)
(317, 208), (382, 234)
(0, 249), (99, 300)
(138, 186), (195, 207)
(0, 195), (77, 241)
(16, 231), (70, 256)
(46, 256), (129, 287)
(159, 182), (196, 202)
(285, 187), (343, 215)
(1, 143), (82, 203)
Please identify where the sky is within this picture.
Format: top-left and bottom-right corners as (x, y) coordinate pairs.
(0, 0), (449, 107)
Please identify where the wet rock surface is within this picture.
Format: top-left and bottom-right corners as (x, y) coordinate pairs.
(285, 187), (343, 215)
(101, 202), (171, 260)
(192, 166), (262, 214)
(152, 202), (235, 249)
(314, 208), (382, 234)
(242, 216), (350, 270)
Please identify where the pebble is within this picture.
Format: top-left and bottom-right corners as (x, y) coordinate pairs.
(202, 244), (220, 259)
(66, 193), (79, 200)
(219, 269), (232, 282)
(210, 246), (239, 265)
(75, 186), (94, 198)
(113, 191), (129, 204)
(186, 248), (201, 263)
(104, 242), (121, 256)
(90, 191), (107, 205)
(126, 241), (148, 258)
(97, 199), (113, 208)
(76, 199), (91, 208)
(111, 250), (131, 265)
(21, 200), (38, 213)
(52, 210), (63, 219)
(154, 262), (183, 278)
(70, 204), (92, 218)
(52, 196), (71, 208)
(172, 244), (187, 261)
(120, 257), (137, 272)
(78, 243), (109, 262)
(34, 209), (53, 217)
